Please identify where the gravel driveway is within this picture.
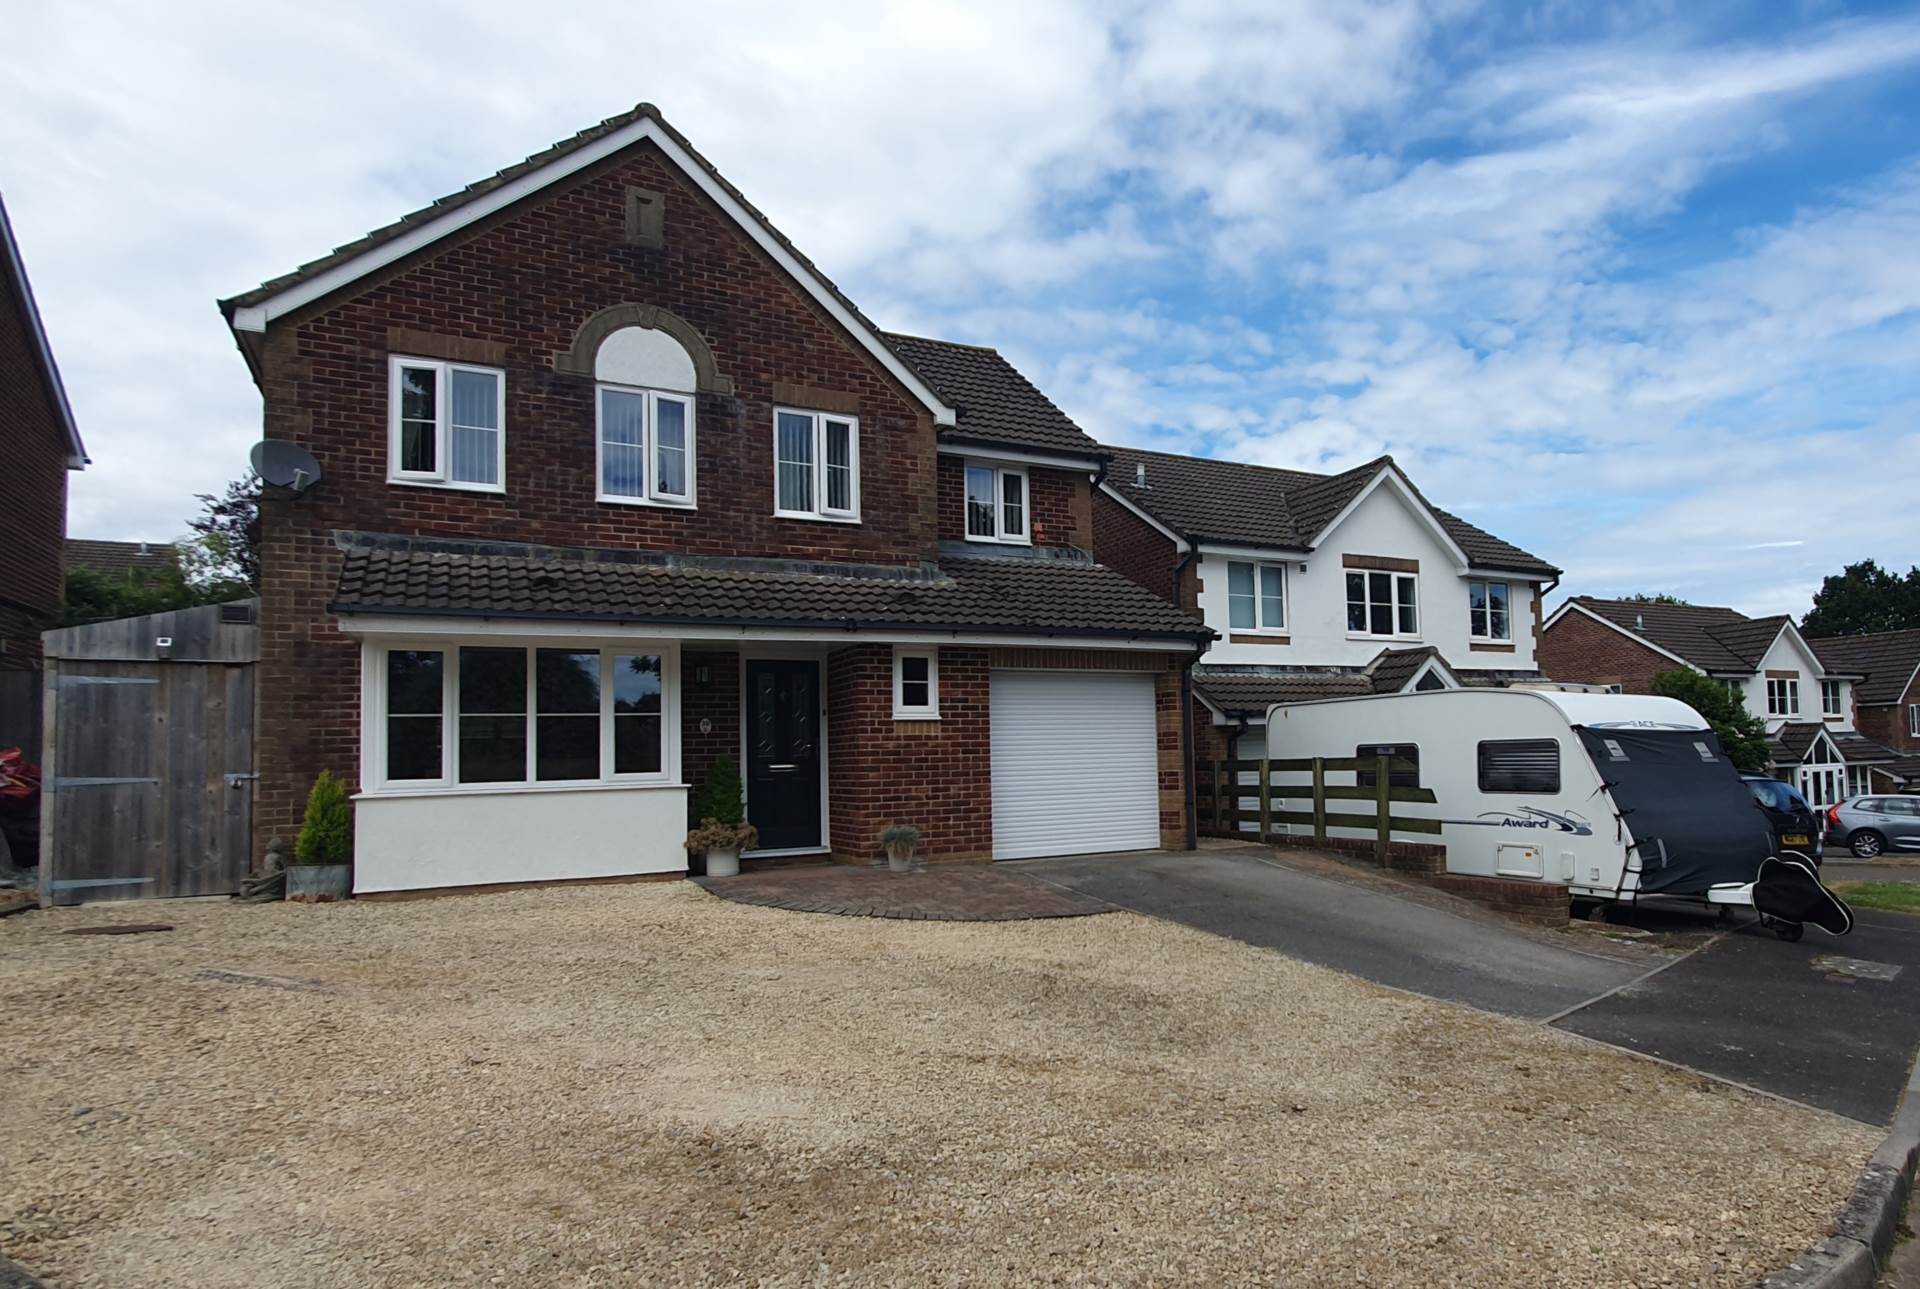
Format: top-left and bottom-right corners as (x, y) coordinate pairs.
(0, 884), (1875, 1287)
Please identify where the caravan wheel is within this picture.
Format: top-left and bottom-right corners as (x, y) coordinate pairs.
(1773, 921), (1804, 943)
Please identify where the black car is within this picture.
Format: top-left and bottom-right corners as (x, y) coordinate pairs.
(1741, 776), (1822, 865)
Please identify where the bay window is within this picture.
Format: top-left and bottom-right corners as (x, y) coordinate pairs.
(773, 408), (859, 521)
(1346, 570), (1419, 638)
(598, 385), (695, 506)
(964, 462), (1028, 543)
(1226, 560), (1286, 633)
(1468, 580), (1511, 642)
(370, 643), (673, 790)
(389, 355), (505, 490)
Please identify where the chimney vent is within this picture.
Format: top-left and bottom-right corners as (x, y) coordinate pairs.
(1635, 612), (1644, 630)
(1134, 462), (1147, 489)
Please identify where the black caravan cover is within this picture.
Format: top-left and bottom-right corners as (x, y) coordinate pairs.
(1574, 727), (1774, 897)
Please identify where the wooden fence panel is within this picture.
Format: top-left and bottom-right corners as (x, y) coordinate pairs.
(1194, 755), (1438, 847)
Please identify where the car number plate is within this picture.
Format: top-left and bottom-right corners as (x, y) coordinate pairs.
(1782, 834), (1810, 847)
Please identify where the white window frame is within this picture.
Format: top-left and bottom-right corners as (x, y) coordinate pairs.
(1468, 579), (1513, 643)
(771, 407), (861, 523)
(1345, 569), (1421, 640)
(1224, 559), (1288, 634)
(595, 383), (697, 508)
(1767, 676), (1800, 718)
(362, 640), (679, 793)
(892, 647), (940, 720)
(962, 461), (1030, 545)
(1821, 679), (1844, 717)
(387, 355), (506, 492)
(1910, 703), (1919, 738)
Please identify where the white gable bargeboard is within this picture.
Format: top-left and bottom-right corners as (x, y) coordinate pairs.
(1197, 476), (1538, 670)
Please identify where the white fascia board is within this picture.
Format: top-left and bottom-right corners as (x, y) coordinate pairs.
(1097, 482), (1189, 552)
(1466, 567), (1547, 582)
(1556, 601), (1700, 672)
(336, 613), (1197, 652)
(1195, 540), (1306, 561)
(1312, 468), (1473, 571)
(230, 119), (957, 427)
(942, 443), (1100, 472)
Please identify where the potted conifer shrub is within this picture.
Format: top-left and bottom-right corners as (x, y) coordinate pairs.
(686, 756), (757, 878)
(879, 824), (920, 873)
(286, 770), (353, 901)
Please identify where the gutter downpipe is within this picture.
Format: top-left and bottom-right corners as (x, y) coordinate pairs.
(1174, 540), (1205, 851)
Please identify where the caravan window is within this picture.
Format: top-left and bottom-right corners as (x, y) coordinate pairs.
(1477, 739), (1560, 793)
(1356, 744), (1420, 789)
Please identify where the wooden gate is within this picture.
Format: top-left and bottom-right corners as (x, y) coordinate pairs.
(39, 601), (257, 905)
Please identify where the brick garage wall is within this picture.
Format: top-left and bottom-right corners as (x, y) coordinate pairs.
(935, 457), (1088, 549)
(249, 137), (947, 859)
(1857, 669), (1920, 755)
(826, 644), (992, 864)
(0, 258), (70, 672)
(681, 650), (741, 823)
(1091, 488), (1178, 604)
(1537, 609), (1675, 693)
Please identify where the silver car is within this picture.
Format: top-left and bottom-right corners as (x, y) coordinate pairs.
(1828, 796), (1920, 858)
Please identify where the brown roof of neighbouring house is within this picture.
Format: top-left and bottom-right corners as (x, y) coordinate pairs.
(1561, 598), (1806, 673)
(64, 539), (177, 578)
(1769, 723), (1902, 769)
(1104, 446), (1558, 577)
(1811, 630), (1920, 706)
(1194, 648), (1536, 716)
(329, 534), (1211, 643)
(882, 333), (1102, 459)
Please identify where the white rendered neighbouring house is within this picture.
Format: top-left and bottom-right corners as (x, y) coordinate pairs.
(1089, 447), (1563, 766)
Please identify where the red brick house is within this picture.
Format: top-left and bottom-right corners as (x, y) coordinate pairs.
(219, 105), (1210, 894)
(1810, 630), (1920, 791)
(0, 192), (88, 676)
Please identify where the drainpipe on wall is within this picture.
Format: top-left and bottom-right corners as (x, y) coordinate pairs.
(1175, 540), (1205, 851)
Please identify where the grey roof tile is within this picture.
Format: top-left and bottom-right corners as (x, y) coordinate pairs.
(1811, 629), (1920, 705)
(883, 333), (1102, 458)
(1568, 598), (1812, 673)
(64, 539), (177, 578)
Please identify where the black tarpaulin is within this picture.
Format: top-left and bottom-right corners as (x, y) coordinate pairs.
(1574, 727), (1775, 897)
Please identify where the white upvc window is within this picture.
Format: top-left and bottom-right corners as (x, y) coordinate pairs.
(1910, 703), (1919, 738)
(1821, 680), (1844, 717)
(388, 355), (505, 491)
(1468, 579), (1512, 642)
(771, 408), (859, 522)
(1346, 570), (1419, 638)
(1767, 676), (1800, 718)
(368, 643), (675, 792)
(892, 647), (939, 720)
(963, 462), (1029, 544)
(1226, 560), (1287, 633)
(597, 384), (695, 506)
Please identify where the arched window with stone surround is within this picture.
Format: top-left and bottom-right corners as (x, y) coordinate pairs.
(595, 325), (697, 507)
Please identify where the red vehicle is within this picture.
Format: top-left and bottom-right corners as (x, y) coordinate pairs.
(0, 747), (40, 869)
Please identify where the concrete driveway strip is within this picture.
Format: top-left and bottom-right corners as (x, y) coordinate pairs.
(1553, 908), (1920, 1125)
(1015, 849), (1642, 1021)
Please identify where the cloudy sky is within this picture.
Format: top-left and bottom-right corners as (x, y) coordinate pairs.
(5, 0), (1917, 616)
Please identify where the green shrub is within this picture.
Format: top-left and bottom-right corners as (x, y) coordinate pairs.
(693, 756), (745, 828)
(879, 823), (921, 852)
(293, 771), (352, 866)
(1650, 668), (1770, 771)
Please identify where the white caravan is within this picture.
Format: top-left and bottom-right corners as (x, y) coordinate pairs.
(1263, 688), (1775, 906)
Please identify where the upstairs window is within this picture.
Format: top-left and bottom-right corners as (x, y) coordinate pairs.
(774, 409), (860, 521)
(1766, 677), (1800, 718)
(389, 356), (504, 491)
(1226, 560), (1287, 633)
(1821, 680), (1844, 717)
(1468, 580), (1512, 642)
(595, 326), (697, 507)
(964, 462), (1029, 544)
(1347, 570), (1419, 638)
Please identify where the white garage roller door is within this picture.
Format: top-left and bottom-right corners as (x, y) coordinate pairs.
(990, 670), (1161, 861)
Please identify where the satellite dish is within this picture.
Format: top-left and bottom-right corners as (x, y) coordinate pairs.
(250, 440), (322, 494)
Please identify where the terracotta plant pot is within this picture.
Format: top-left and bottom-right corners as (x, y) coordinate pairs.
(285, 863), (351, 902)
(705, 847), (741, 878)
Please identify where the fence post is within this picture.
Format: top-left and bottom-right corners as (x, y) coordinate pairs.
(1212, 759), (1224, 835)
(1258, 755), (1271, 843)
(1373, 755), (1392, 864)
(1311, 757), (1327, 846)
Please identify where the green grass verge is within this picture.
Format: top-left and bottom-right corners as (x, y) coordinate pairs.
(1829, 881), (1920, 915)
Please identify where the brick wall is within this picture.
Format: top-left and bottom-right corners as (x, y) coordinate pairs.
(1428, 873), (1570, 927)
(826, 643), (993, 863)
(0, 256), (70, 671)
(249, 137), (948, 856)
(1856, 668), (1920, 755)
(1091, 487), (1178, 603)
(1536, 609), (1674, 693)
(935, 456), (1088, 548)
(681, 649), (741, 822)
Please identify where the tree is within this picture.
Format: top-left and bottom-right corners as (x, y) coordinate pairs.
(1650, 668), (1771, 771)
(1801, 559), (1920, 637)
(1618, 593), (1690, 605)
(186, 476), (260, 590)
(61, 562), (198, 627)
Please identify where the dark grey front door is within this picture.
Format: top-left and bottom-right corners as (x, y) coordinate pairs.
(745, 659), (822, 851)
